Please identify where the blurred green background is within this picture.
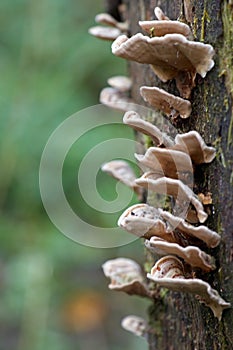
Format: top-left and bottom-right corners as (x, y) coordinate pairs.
(0, 0), (149, 349)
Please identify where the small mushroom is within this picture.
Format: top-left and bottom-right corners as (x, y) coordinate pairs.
(173, 131), (216, 164)
(148, 257), (231, 320)
(154, 7), (170, 21)
(145, 237), (216, 272)
(135, 174), (208, 223)
(140, 86), (192, 119)
(112, 33), (215, 98)
(107, 75), (132, 92)
(160, 210), (220, 248)
(118, 203), (170, 240)
(135, 146), (193, 183)
(88, 26), (121, 41)
(100, 87), (135, 112)
(121, 315), (148, 338)
(101, 160), (142, 197)
(102, 258), (151, 298)
(123, 111), (174, 147)
(139, 20), (191, 38)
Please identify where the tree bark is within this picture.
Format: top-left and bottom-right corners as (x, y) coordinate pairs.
(121, 1), (233, 349)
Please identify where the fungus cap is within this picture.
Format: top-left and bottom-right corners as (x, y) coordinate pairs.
(160, 210), (220, 248)
(101, 160), (136, 188)
(102, 258), (150, 297)
(123, 111), (174, 147)
(139, 20), (191, 38)
(154, 7), (170, 21)
(146, 237), (216, 272)
(100, 87), (134, 112)
(107, 75), (132, 92)
(101, 159), (142, 197)
(148, 259), (231, 321)
(89, 26), (121, 41)
(173, 131), (216, 164)
(135, 174), (208, 223)
(135, 146), (193, 182)
(121, 315), (148, 337)
(151, 255), (185, 279)
(118, 203), (168, 239)
(140, 86), (192, 119)
(112, 33), (214, 97)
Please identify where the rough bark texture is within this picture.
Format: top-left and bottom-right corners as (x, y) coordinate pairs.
(120, 1), (233, 349)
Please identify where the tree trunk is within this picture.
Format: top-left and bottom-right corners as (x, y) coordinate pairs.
(121, 0), (233, 349)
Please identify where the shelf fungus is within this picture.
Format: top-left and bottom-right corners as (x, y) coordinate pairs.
(121, 315), (148, 338)
(89, 26), (121, 41)
(140, 86), (192, 119)
(112, 33), (215, 98)
(135, 173), (208, 223)
(145, 237), (216, 272)
(107, 75), (132, 92)
(123, 111), (174, 147)
(102, 258), (151, 298)
(160, 210), (221, 248)
(100, 87), (135, 112)
(101, 160), (142, 197)
(135, 146), (193, 183)
(95, 13), (128, 31)
(118, 203), (220, 247)
(89, 13), (128, 41)
(118, 203), (169, 240)
(154, 7), (170, 21)
(123, 112), (216, 166)
(139, 20), (192, 38)
(173, 131), (216, 164)
(147, 256), (231, 320)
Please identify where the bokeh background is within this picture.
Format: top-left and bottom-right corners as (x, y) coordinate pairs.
(0, 0), (149, 349)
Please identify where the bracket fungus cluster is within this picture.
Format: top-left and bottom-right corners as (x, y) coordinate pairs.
(118, 203), (221, 247)
(89, 4), (230, 338)
(112, 6), (215, 100)
(147, 256), (230, 320)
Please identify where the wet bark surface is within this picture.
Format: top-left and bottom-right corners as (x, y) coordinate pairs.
(119, 1), (233, 349)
